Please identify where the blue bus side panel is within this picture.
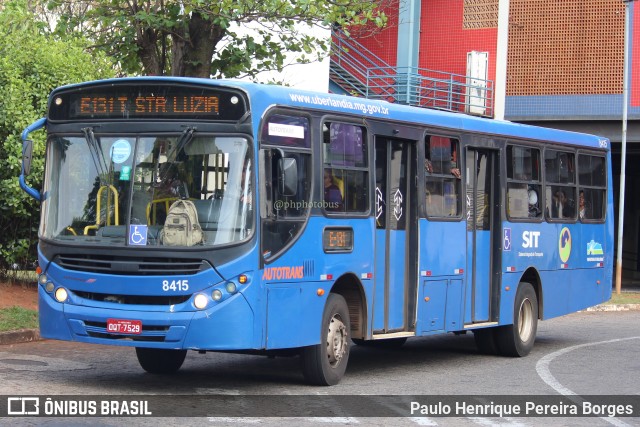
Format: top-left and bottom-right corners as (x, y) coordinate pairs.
(265, 285), (301, 349)
(373, 229), (386, 331)
(472, 230), (491, 321)
(446, 279), (464, 330)
(417, 219), (466, 333)
(465, 229), (491, 323)
(419, 280), (447, 332)
(418, 219), (466, 281)
(387, 230), (406, 330)
(261, 216), (375, 347)
(418, 279), (464, 334)
(501, 222), (610, 322)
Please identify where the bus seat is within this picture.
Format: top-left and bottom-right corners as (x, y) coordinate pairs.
(193, 199), (222, 230)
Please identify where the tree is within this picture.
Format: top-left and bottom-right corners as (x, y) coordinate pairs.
(0, 0), (114, 272)
(49, 0), (390, 78)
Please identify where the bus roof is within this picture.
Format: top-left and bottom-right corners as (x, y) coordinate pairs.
(51, 77), (609, 151)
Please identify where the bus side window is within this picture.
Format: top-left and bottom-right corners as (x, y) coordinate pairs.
(578, 154), (606, 221)
(425, 135), (461, 218)
(260, 114), (312, 260)
(322, 122), (368, 214)
(506, 145), (541, 220)
(544, 149), (576, 221)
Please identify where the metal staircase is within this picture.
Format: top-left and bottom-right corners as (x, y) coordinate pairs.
(329, 30), (494, 118)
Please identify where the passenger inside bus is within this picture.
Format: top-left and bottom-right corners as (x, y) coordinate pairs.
(551, 189), (575, 219)
(324, 169), (344, 211)
(579, 190), (591, 220)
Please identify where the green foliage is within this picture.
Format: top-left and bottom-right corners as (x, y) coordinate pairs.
(48, 0), (388, 78)
(0, 0), (115, 270)
(0, 305), (38, 332)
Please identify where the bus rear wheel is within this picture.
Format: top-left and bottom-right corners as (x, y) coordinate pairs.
(495, 282), (538, 357)
(135, 347), (187, 374)
(301, 293), (351, 386)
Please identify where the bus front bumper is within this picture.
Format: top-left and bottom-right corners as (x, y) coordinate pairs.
(38, 285), (256, 350)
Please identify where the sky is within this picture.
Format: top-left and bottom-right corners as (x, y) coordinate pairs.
(234, 25), (331, 93)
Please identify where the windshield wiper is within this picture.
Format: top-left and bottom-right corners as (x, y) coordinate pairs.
(81, 127), (109, 184)
(158, 126), (197, 183)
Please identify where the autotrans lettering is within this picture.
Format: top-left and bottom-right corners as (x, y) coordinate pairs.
(288, 93), (389, 116)
(262, 266), (305, 281)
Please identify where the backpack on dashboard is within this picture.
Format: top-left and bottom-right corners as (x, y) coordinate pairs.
(161, 199), (203, 246)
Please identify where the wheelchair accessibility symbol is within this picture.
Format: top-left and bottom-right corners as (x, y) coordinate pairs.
(503, 228), (512, 251)
(129, 225), (148, 246)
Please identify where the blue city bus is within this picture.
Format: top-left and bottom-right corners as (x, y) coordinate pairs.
(19, 77), (613, 385)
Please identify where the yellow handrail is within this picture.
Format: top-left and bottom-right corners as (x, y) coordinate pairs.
(84, 185), (119, 234)
(146, 197), (178, 225)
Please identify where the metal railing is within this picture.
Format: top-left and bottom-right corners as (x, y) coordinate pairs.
(330, 30), (494, 117)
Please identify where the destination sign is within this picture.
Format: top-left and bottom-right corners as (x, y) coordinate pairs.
(323, 227), (354, 253)
(48, 84), (247, 121)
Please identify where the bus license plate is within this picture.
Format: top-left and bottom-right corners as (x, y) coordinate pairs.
(106, 319), (142, 335)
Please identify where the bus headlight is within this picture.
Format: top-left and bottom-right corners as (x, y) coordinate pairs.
(38, 274), (48, 285)
(45, 282), (55, 293)
(54, 287), (68, 303)
(225, 282), (237, 294)
(194, 293), (208, 310)
(212, 289), (223, 301)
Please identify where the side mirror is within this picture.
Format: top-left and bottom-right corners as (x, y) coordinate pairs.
(22, 139), (33, 176)
(278, 157), (298, 196)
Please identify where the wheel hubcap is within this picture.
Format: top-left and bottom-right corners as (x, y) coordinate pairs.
(518, 298), (534, 342)
(326, 314), (348, 367)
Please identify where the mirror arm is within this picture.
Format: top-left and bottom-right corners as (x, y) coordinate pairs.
(20, 118), (46, 201)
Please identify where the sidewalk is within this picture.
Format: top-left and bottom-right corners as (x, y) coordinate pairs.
(587, 281), (640, 312)
(1, 285), (638, 346)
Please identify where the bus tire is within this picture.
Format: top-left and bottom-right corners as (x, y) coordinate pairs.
(135, 347), (187, 374)
(301, 293), (350, 386)
(495, 282), (538, 357)
(473, 328), (499, 355)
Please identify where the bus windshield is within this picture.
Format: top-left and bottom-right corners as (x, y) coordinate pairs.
(41, 133), (253, 247)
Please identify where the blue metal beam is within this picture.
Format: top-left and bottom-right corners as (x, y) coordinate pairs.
(396, 0), (422, 104)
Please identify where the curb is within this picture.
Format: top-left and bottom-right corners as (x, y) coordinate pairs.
(585, 303), (640, 312)
(1, 303), (639, 346)
(0, 328), (40, 346)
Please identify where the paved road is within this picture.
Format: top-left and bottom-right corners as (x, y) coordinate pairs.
(0, 310), (639, 426)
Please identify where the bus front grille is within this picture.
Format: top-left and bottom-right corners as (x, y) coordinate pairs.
(74, 291), (191, 306)
(54, 254), (208, 276)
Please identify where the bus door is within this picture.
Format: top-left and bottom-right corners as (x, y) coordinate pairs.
(465, 147), (499, 324)
(373, 137), (417, 334)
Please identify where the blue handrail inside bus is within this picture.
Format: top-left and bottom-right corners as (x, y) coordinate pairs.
(20, 117), (46, 201)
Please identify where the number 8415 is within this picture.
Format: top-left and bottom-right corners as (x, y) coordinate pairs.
(162, 280), (189, 292)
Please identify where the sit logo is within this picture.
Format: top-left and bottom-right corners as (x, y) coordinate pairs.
(522, 231), (540, 248)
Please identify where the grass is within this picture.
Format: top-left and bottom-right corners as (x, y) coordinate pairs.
(0, 306), (38, 332)
(605, 292), (640, 305)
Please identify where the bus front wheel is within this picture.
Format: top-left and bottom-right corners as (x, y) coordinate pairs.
(135, 347), (187, 374)
(301, 293), (351, 386)
(495, 282), (538, 357)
